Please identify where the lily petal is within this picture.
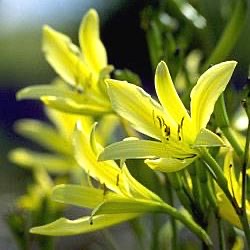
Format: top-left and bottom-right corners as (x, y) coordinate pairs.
(73, 121), (128, 195)
(43, 25), (89, 87)
(121, 166), (162, 202)
(192, 128), (225, 147)
(145, 156), (197, 173)
(92, 197), (162, 215)
(52, 184), (106, 209)
(14, 119), (72, 155)
(9, 148), (76, 174)
(106, 79), (172, 140)
(30, 214), (139, 236)
(99, 139), (196, 161)
(79, 9), (107, 74)
(155, 61), (192, 134)
(190, 61), (237, 132)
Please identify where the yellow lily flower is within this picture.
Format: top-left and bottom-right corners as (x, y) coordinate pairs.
(9, 105), (118, 174)
(17, 9), (112, 115)
(30, 121), (211, 246)
(217, 149), (250, 228)
(99, 61), (237, 172)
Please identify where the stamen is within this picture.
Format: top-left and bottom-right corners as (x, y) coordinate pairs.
(157, 116), (162, 129)
(116, 174), (120, 186)
(177, 124), (181, 141)
(164, 124), (170, 140)
(177, 117), (185, 141)
(102, 183), (107, 196)
(229, 164), (237, 202)
(152, 110), (156, 125)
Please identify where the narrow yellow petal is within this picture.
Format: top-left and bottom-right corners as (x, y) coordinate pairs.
(43, 25), (89, 87)
(121, 166), (162, 202)
(30, 214), (139, 236)
(145, 156), (197, 173)
(106, 79), (174, 140)
(79, 9), (107, 74)
(190, 61), (237, 132)
(155, 61), (192, 129)
(73, 121), (128, 195)
(192, 128), (225, 147)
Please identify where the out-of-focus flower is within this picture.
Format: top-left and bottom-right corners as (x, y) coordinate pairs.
(17, 9), (112, 116)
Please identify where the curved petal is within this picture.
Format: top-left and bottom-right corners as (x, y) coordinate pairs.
(43, 25), (89, 87)
(121, 166), (162, 202)
(192, 128), (225, 148)
(99, 139), (196, 161)
(145, 156), (197, 173)
(52, 184), (106, 209)
(155, 61), (192, 129)
(79, 9), (107, 74)
(73, 121), (128, 195)
(30, 214), (139, 236)
(106, 79), (176, 140)
(190, 61), (237, 132)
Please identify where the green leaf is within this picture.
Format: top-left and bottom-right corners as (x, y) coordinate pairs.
(9, 148), (76, 174)
(14, 119), (72, 155)
(30, 214), (139, 236)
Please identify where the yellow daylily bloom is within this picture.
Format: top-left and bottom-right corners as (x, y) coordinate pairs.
(217, 149), (250, 228)
(99, 61), (237, 172)
(9, 104), (119, 175)
(30, 120), (211, 246)
(43, 8), (107, 90)
(17, 9), (112, 115)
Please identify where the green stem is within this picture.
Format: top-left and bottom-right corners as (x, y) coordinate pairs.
(102, 229), (120, 250)
(203, 0), (248, 69)
(199, 148), (239, 213)
(167, 173), (192, 213)
(199, 148), (250, 247)
(197, 161), (217, 211)
(240, 98), (250, 248)
(217, 217), (226, 250)
(160, 203), (212, 246)
(129, 218), (145, 250)
(215, 95), (244, 158)
(189, 164), (205, 214)
(165, 181), (179, 250)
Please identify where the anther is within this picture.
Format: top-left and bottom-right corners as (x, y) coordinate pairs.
(103, 183), (107, 196)
(157, 116), (162, 129)
(177, 124), (181, 141)
(116, 174), (120, 186)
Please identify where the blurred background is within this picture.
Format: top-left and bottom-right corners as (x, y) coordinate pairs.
(0, 0), (250, 249)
